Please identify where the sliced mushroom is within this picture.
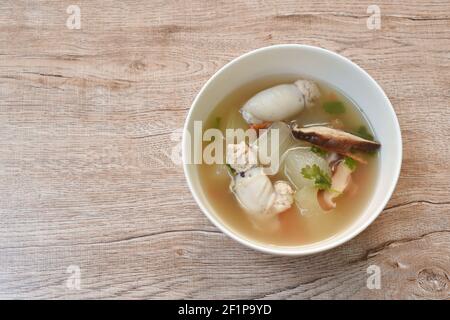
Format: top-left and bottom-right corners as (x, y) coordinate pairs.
(317, 189), (336, 211)
(317, 161), (353, 211)
(291, 123), (380, 163)
(326, 152), (341, 171)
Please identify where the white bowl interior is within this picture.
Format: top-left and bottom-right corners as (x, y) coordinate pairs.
(183, 45), (402, 255)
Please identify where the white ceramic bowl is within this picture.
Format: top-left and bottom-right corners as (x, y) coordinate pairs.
(182, 44), (402, 255)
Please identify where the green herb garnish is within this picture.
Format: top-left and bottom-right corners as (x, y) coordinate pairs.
(311, 146), (328, 158)
(344, 156), (357, 171)
(354, 125), (374, 141)
(301, 164), (332, 190)
(323, 101), (345, 114)
(225, 164), (236, 175)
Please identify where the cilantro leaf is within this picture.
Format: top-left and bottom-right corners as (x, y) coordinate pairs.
(301, 164), (332, 190)
(310, 146), (328, 158)
(344, 156), (357, 171)
(323, 101), (345, 114)
(225, 163), (236, 175)
(354, 125), (374, 141)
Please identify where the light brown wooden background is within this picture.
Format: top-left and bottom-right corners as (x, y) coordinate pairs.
(0, 0), (449, 299)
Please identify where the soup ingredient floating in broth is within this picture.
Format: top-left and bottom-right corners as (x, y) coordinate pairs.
(289, 123), (380, 211)
(226, 142), (258, 173)
(241, 79), (320, 124)
(317, 160), (355, 210)
(221, 78), (382, 224)
(198, 77), (383, 245)
(227, 144), (294, 216)
(283, 147), (331, 190)
(251, 121), (298, 174)
(294, 186), (325, 216)
(231, 168), (294, 216)
(290, 123), (381, 163)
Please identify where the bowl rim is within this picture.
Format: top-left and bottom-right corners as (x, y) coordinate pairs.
(182, 44), (402, 256)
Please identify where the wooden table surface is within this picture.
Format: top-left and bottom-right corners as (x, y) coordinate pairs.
(1, 0), (449, 300)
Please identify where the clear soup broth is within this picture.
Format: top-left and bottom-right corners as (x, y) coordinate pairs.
(196, 75), (379, 246)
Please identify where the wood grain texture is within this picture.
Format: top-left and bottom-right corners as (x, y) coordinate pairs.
(0, 0), (449, 299)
